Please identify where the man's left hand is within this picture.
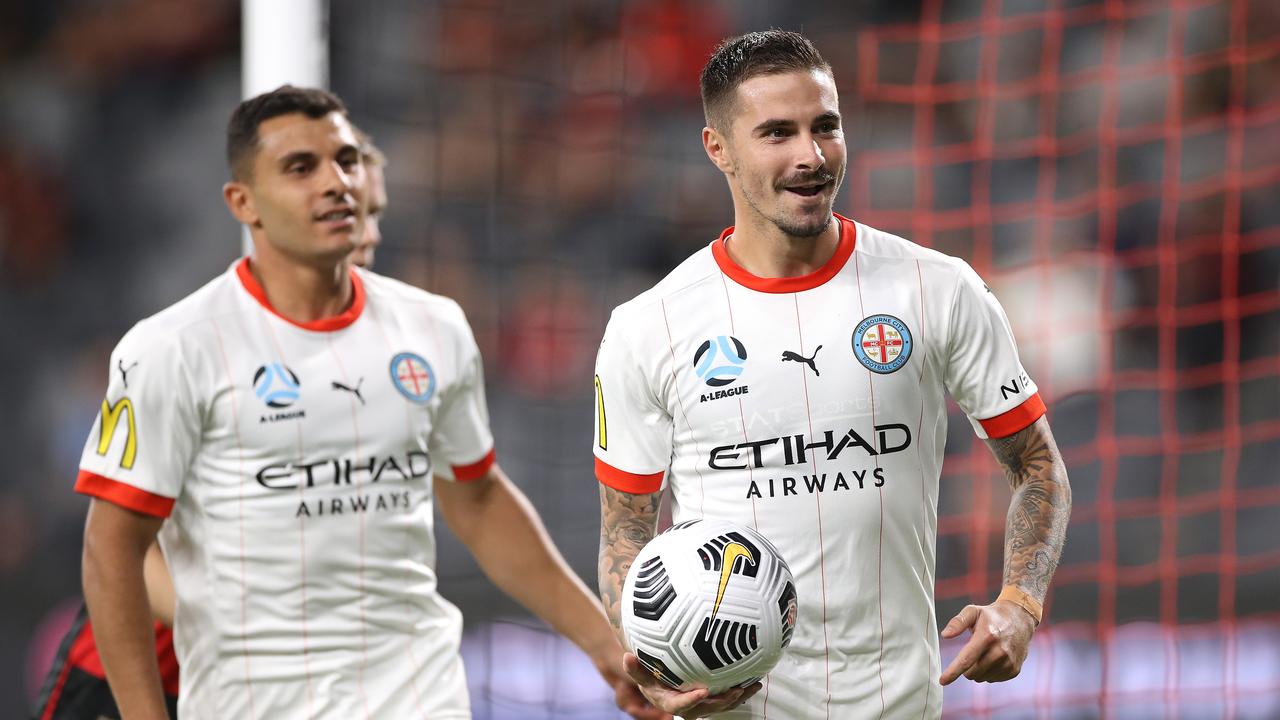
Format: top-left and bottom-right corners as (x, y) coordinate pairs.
(598, 657), (673, 720)
(938, 599), (1037, 685)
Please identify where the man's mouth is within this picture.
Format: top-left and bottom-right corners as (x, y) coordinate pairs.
(781, 172), (835, 198)
(314, 207), (356, 223)
(784, 182), (828, 197)
(316, 204), (360, 226)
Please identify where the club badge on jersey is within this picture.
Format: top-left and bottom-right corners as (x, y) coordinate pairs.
(852, 314), (914, 374)
(389, 352), (436, 403)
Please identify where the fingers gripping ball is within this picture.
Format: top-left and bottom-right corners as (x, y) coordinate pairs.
(621, 519), (798, 694)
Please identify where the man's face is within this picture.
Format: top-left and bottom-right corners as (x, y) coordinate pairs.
(350, 163), (386, 269)
(717, 69), (846, 238)
(239, 112), (366, 265)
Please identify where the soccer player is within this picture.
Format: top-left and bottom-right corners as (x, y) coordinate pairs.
(595, 31), (1072, 718)
(76, 86), (662, 719)
(33, 131), (394, 720)
(348, 130), (386, 270)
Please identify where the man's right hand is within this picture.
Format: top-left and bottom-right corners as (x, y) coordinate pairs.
(623, 652), (762, 718)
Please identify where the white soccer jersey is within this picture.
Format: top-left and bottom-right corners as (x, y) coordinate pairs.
(77, 258), (495, 719)
(594, 214), (1045, 719)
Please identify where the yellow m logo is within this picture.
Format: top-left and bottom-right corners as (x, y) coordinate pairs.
(97, 397), (137, 469)
(711, 542), (756, 621)
(595, 375), (607, 450)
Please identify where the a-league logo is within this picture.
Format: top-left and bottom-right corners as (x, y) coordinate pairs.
(693, 336), (748, 387)
(253, 363), (301, 408)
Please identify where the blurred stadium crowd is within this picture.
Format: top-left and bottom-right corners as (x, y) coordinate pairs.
(0, 0), (1277, 717)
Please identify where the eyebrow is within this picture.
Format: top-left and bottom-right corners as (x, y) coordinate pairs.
(752, 112), (843, 135)
(753, 118), (796, 135)
(278, 151), (317, 169)
(277, 144), (360, 168)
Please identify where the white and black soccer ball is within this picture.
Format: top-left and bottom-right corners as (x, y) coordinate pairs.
(621, 518), (798, 694)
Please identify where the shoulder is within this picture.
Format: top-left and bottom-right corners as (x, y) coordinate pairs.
(359, 269), (471, 326)
(115, 270), (241, 360)
(854, 222), (969, 274)
(608, 244), (719, 326)
(357, 269), (483, 364)
(851, 221), (984, 300)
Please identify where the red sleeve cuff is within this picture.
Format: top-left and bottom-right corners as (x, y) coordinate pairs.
(978, 392), (1047, 439)
(595, 457), (664, 494)
(451, 447), (496, 482)
(75, 470), (174, 518)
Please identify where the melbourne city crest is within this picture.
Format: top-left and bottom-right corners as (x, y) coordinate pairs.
(852, 314), (913, 374)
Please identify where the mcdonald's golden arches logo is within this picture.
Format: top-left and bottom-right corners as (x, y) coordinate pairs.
(595, 375), (607, 451)
(97, 396), (137, 469)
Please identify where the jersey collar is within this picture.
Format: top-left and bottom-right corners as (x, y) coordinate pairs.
(235, 257), (365, 332)
(711, 213), (857, 294)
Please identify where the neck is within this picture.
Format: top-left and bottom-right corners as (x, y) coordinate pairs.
(247, 239), (353, 324)
(723, 208), (839, 279)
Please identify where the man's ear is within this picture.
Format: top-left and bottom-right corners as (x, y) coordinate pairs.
(702, 126), (735, 174)
(223, 181), (261, 228)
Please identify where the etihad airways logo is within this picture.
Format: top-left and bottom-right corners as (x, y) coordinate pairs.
(256, 450), (430, 490)
(708, 423), (912, 470)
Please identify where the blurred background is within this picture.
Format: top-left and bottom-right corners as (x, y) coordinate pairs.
(1, 0), (1278, 718)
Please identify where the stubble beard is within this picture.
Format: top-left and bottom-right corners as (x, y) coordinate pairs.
(774, 211), (832, 238)
(739, 179), (834, 240)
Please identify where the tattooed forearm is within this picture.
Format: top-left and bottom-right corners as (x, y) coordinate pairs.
(986, 420), (1055, 490)
(986, 416), (1072, 603)
(598, 485), (660, 634)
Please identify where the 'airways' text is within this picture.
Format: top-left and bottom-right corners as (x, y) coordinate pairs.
(746, 468), (887, 499)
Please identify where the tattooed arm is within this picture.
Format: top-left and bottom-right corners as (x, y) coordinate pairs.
(990, 415), (1072, 603)
(598, 485), (661, 634)
(598, 485), (760, 716)
(939, 415), (1072, 685)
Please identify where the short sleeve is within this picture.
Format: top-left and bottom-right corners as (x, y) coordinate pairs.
(428, 317), (495, 483)
(75, 327), (199, 517)
(944, 261), (1046, 439)
(592, 312), (672, 494)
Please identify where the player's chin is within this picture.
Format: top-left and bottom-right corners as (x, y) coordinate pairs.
(349, 246), (374, 269)
(776, 208), (832, 238)
(309, 238), (358, 266)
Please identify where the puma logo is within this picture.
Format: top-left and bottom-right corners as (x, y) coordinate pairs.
(331, 378), (365, 405)
(118, 360), (139, 388)
(781, 345), (822, 376)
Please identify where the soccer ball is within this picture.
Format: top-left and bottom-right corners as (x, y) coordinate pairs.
(621, 518), (798, 694)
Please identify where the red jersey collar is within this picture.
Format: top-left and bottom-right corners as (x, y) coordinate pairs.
(712, 213), (857, 294)
(235, 257), (365, 332)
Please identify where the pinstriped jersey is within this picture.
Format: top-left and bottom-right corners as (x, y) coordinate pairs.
(593, 214), (1045, 719)
(76, 259), (494, 719)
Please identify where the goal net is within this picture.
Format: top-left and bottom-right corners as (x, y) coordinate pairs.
(329, 1), (1280, 717)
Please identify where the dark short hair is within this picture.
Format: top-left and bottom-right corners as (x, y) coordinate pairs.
(226, 85), (348, 180)
(700, 30), (832, 131)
